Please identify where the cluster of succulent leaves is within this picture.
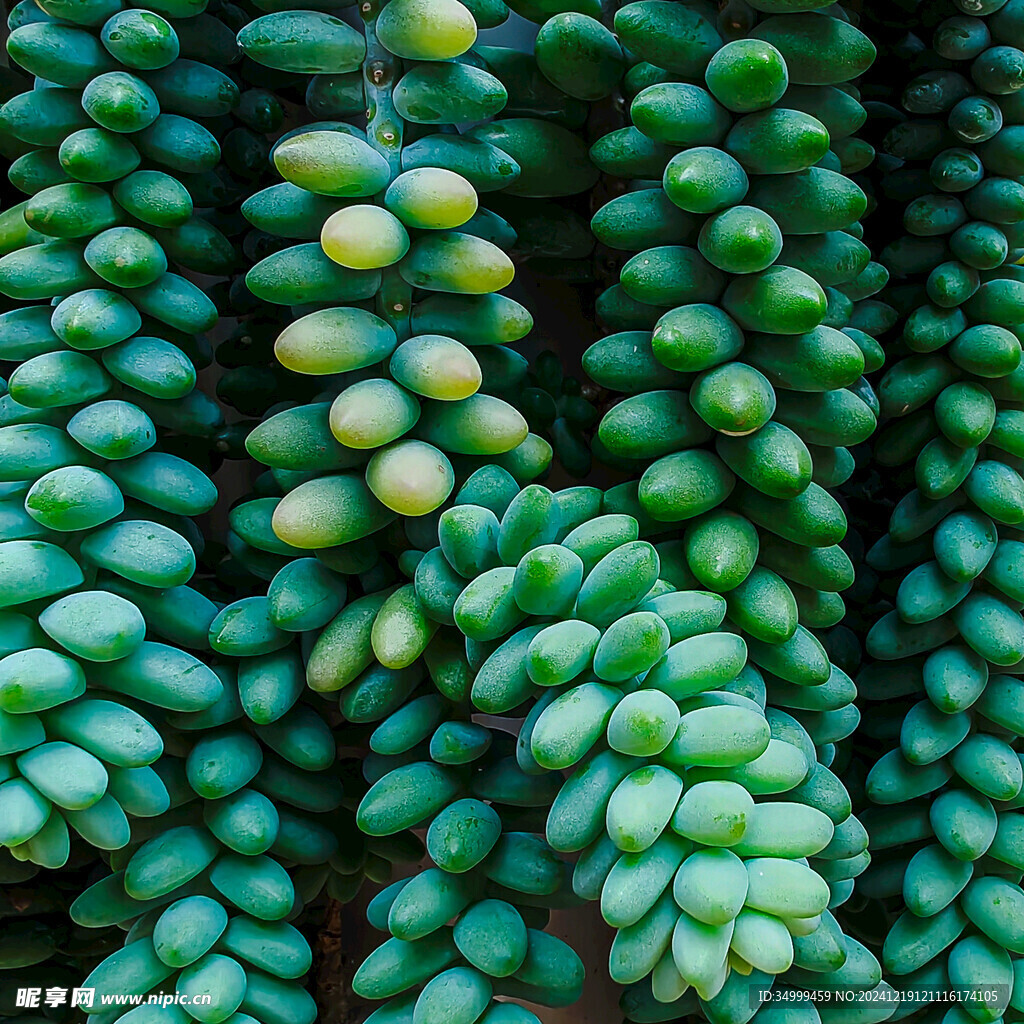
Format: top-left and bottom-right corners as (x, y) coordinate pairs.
(844, 1), (1024, 1021)
(3, 0), (1024, 1022)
